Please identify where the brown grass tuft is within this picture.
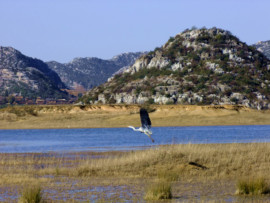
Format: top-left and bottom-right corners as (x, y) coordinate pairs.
(144, 180), (172, 200)
(236, 178), (270, 195)
(18, 183), (44, 203)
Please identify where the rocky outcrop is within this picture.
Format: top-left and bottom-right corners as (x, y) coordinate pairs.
(253, 40), (270, 60)
(47, 52), (146, 90)
(81, 28), (270, 110)
(0, 46), (67, 99)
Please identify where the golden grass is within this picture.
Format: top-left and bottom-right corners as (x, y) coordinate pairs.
(144, 180), (172, 200)
(1, 143), (270, 184)
(1, 143), (270, 201)
(1, 104), (270, 129)
(18, 183), (44, 203)
(76, 143), (270, 180)
(236, 178), (270, 195)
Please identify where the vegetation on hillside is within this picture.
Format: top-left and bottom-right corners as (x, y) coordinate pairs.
(0, 46), (68, 100)
(81, 27), (270, 109)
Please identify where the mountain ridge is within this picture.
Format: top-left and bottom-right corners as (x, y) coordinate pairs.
(46, 52), (147, 90)
(0, 46), (67, 100)
(253, 40), (270, 60)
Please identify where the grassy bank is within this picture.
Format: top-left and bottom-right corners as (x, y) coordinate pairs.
(1, 104), (270, 129)
(1, 143), (270, 201)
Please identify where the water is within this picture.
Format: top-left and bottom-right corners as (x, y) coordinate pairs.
(0, 125), (270, 153)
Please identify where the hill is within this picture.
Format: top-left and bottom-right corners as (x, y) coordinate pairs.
(81, 27), (270, 109)
(47, 52), (146, 90)
(253, 40), (270, 60)
(0, 46), (67, 100)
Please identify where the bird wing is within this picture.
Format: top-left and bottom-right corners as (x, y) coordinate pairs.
(140, 108), (151, 130)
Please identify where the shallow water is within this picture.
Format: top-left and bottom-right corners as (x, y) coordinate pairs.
(0, 125), (270, 153)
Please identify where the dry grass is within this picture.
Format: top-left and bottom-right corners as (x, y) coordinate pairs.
(1, 104), (270, 129)
(236, 178), (270, 195)
(1, 143), (270, 183)
(144, 180), (172, 200)
(1, 143), (270, 201)
(18, 183), (44, 203)
(76, 143), (270, 180)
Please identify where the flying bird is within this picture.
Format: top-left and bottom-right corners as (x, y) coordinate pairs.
(128, 108), (154, 142)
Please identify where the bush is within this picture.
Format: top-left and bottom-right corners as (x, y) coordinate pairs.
(236, 178), (270, 195)
(144, 180), (172, 200)
(18, 184), (45, 203)
(147, 98), (155, 104)
(24, 107), (38, 116)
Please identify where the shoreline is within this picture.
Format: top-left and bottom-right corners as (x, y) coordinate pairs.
(0, 123), (270, 130)
(1, 104), (270, 129)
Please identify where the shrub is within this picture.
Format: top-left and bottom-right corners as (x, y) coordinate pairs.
(108, 97), (117, 104)
(236, 178), (270, 195)
(168, 36), (175, 43)
(18, 184), (44, 203)
(166, 101), (175, 105)
(135, 87), (141, 95)
(147, 98), (155, 105)
(144, 180), (172, 200)
(24, 107), (38, 116)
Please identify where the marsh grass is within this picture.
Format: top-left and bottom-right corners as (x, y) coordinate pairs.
(76, 143), (270, 180)
(144, 180), (172, 200)
(157, 170), (180, 181)
(236, 178), (270, 195)
(0, 143), (270, 201)
(18, 184), (44, 203)
(1, 143), (270, 184)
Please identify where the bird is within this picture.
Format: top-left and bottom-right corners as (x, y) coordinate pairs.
(128, 108), (154, 142)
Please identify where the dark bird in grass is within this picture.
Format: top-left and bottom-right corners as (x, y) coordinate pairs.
(128, 108), (154, 142)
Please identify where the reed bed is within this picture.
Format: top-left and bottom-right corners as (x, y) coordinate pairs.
(0, 143), (270, 201)
(1, 143), (270, 183)
(77, 143), (270, 180)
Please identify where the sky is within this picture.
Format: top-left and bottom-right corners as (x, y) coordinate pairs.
(0, 0), (269, 63)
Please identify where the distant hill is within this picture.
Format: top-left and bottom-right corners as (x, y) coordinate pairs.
(82, 27), (270, 110)
(253, 40), (270, 60)
(47, 52), (146, 90)
(0, 46), (67, 99)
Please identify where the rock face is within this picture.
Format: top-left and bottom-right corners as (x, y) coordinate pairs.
(47, 52), (146, 90)
(253, 40), (270, 60)
(82, 27), (270, 110)
(0, 46), (67, 99)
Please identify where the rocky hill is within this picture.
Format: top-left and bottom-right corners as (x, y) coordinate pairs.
(0, 46), (67, 99)
(253, 40), (270, 60)
(47, 52), (146, 90)
(81, 27), (270, 110)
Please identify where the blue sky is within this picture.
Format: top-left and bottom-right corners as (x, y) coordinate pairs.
(0, 0), (269, 63)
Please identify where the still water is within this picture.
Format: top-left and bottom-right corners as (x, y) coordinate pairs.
(0, 125), (270, 153)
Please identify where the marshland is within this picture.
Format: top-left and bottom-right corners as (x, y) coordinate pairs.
(1, 104), (270, 202)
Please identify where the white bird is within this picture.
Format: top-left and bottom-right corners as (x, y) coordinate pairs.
(128, 108), (154, 142)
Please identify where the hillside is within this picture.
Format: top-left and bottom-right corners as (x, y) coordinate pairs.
(82, 27), (270, 110)
(0, 46), (67, 99)
(253, 40), (270, 60)
(47, 52), (146, 90)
